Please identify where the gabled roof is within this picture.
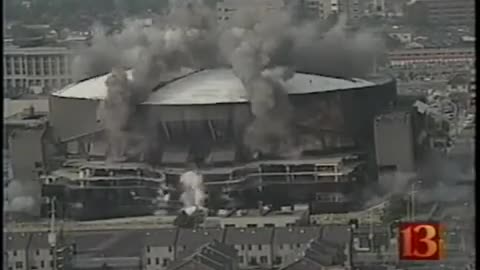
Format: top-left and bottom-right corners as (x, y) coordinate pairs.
(281, 233), (348, 270)
(272, 226), (321, 245)
(224, 227), (274, 245)
(168, 240), (238, 270)
(176, 228), (224, 254)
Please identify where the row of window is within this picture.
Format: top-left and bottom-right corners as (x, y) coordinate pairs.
(390, 51), (474, 57)
(4, 56), (71, 76)
(224, 223), (294, 228)
(4, 78), (73, 90)
(9, 260), (53, 270)
(237, 243), (305, 251)
(146, 257), (170, 267)
(11, 250), (52, 257)
(238, 255), (269, 265)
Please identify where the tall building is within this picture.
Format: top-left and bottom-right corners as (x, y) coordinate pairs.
(303, 0), (335, 20)
(3, 46), (74, 95)
(338, 0), (365, 22)
(419, 0), (475, 26)
(216, 0), (288, 23)
(374, 111), (416, 172)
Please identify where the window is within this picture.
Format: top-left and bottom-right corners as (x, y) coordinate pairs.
(13, 251), (17, 257)
(247, 244), (252, 251)
(146, 246), (150, 253)
(240, 244), (244, 250)
(260, 256), (268, 264)
(225, 224), (235, 228)
(15, 262), (23, 269)
(238, 256), (244, 263)
(36, 249), (40, 256)
(258, 244), (262, 250)
(264, 223), (274, 228)
(247, 224), (257, 228)
(168, 246), (173, 253)
(162, 259), (169, 267)
(40, 261), (44, 268)
(296, 243), (301, 248)
(274, 256), (282, 265)
(155, 258), (159, 265)
(147, 258), (151, 265)
(249, 257), (258, 266)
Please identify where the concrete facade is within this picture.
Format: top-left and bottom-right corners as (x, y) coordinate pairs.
(420, 0), (475, 26)
(374, 111), (416, 172)
(303, 0), (335, 20)
(3, 46), (74, 94)
(216, 0), (288, 23)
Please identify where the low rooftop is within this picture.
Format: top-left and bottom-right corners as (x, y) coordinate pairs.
(4, 109), (48, 128)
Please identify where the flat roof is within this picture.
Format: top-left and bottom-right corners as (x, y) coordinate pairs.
(52, 68), (375, 105)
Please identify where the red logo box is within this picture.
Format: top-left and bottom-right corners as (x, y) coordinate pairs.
(398, 222), (445, 261)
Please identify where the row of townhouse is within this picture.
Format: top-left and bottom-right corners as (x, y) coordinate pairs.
(5, 224), (393, 270)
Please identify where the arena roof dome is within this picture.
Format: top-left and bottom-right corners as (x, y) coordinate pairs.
(52, 68), (376, 105)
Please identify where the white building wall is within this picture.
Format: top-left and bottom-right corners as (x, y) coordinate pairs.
(3, 46), (74, 94)
(7, 250), (28, 270)
(235, 244), (272, 268)
(30, 248), (53, 270)
(272, 244), (308, 268)
(143, 246), (175, 270)
(305, 0), (335, 19)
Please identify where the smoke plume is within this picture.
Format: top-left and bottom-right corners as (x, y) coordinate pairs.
(179, 170), (206, 211)
(101, 67), (131, 161)
(72, 1), (385, 158)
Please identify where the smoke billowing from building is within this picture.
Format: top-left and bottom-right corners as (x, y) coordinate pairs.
(220, 10), (297, 155)
(72, 0), (385, 158)
(101, 67), (131, 161)
(179, 171), (206, 212)
(366, 150), (474, 209)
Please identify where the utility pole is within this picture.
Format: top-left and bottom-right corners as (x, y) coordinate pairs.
(368, 209), (374, 250)
(410, 181), (421, 221)
(411, 183), (415, 221)
(48, 197), (57, 270)
(405, 194), (410, 221)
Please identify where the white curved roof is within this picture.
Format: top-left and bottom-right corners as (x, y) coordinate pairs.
(52, 68), (375, 105)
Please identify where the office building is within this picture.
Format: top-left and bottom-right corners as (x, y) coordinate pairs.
(216, 0), (288, 23)
(3, 46), (74, 95)
(420, 0), (475, 26)
(374, 111), (416, 172)
(338, 0), (365, 22)
(303, 0), (336, 20)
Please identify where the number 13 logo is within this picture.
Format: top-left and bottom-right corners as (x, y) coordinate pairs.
(399, 222), (445, 261)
